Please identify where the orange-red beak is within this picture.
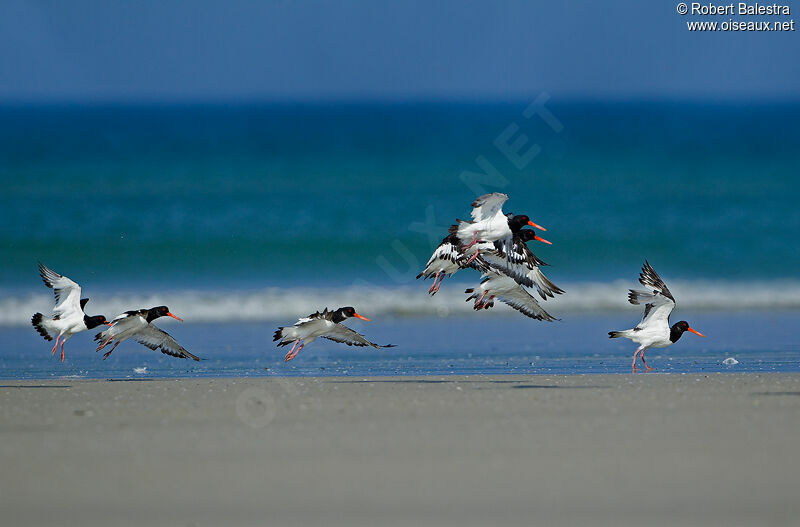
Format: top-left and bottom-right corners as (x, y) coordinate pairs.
(687, 327), (705, 337)
(353, 313), (370, 321)
(105, 322), (114, 327)
(534, 234), (552, 245)
(167, 312), (183, 322)
(527, 220), (546, 232)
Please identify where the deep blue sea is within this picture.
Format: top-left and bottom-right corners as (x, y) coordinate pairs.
(1, 101), (798, 379)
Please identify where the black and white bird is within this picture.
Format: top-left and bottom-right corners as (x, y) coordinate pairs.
(609, 261), (705, 371)
(477, 228), (563, 300)
(31, 262), (110, 362)
(416, 232), (489, 295)
(273, 307), (395, 362)
(453, 193), (546, 262)
(418, 217), (551, 296)
(465, 271), (557, 321)
(94, 306), (200, 361)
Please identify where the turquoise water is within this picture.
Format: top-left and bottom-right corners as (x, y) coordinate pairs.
(1, 101), (798, 378)
(2, 101), (799, 288)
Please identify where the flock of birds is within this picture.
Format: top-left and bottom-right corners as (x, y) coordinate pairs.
(30, 193), (705, 372)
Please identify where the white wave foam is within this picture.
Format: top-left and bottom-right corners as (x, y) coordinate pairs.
(2, 280), (799, 327)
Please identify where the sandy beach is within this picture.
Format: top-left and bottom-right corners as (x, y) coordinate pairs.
(2, 373), (799, 527)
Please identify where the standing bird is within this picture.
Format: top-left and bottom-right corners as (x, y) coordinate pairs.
(454, 193), (546, 263)
(94, 306), (200, 361)
(274, 307), (395, 362)
(609, 261), (705, 371)
(31, 262), (110, 362)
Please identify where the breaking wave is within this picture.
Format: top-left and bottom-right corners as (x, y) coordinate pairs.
(2, 279), (799, 327)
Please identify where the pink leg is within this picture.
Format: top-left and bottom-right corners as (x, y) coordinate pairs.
(461, 231), (479, 249)
(60, 340), (66, 363)
(432, 273), (446, 294)
(51, 333), (62, 355)
(474, 291), (488, 309)
(103, 341), (121, 360)
(640, 352), (656, 372)
(428, 272), (443, 294)
(97, 336), (114, 351)
(483, 295), (495, 309)
(465, 249), (481, 265)
(632, 347), (643, 372)
(284, 339), (301, 362)
(286, 342), (305, 362)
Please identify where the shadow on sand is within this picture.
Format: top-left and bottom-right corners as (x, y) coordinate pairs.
(0, 385), (72, 388)
(323, 379), (611, 389)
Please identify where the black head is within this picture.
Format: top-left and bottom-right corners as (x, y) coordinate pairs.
(669, 321), (706, 343)
(333, 306), (370, 323)
(516, 229), (552, 245)
(146, 306), (183, 323)
(508, 214), (546, 233)
(84, 314), (109, 330)
(507, 214), (530, 232)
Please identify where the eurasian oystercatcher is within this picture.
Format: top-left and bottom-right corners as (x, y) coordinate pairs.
(454, 193), (545, 260)
(416, 232), (489, 295)
(31, 262), (110, 362)
(477, 228), (563, 300)
(609, 261), (705, 371)
(94, 306), (200, 361)
(465, 271), (557, 321)
(273, 307), (396, 362)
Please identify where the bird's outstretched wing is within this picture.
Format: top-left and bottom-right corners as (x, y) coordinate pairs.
(133, 324), (201, 361)
(293, 308), (332, 325)
(629, 261), (676, 329)
(417, 235), (463, 279)
(479, 242), (564, 300)
(417, 233), (488, 278)
(467, 273), (557, 321)
(323, 324), (395, 349)
(470, 193), (509, 221)
(637, 260), (675, 302)
(494, 285), (557, 321)
(38, 262), (83, 317)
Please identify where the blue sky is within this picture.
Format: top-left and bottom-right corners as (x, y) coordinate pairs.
(1, 0), (798, 101)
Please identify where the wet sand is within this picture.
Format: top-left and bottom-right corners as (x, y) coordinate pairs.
(2, 373), (800, 526)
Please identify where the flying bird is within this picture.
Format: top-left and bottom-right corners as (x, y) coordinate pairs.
(95, 306), (200, 361)
(418, 220), (552, 296)
(416, 232), (489, 295)
(31, 262), (110, 362)
(609, 261), (705, 371)
(465, 271), (557, 321)
(453, 193), (545, 263)
(273, 307), (395, 362)
(477, 228), (563, 300)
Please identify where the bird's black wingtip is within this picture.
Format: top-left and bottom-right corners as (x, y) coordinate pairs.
(31, 313), (52, 341)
